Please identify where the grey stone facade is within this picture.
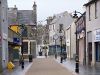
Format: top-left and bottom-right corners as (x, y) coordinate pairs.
(0, 0), (8, 70)
(8, 2), (37, 58)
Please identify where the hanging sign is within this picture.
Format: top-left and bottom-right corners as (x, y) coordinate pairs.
(13, 38), (20, 44)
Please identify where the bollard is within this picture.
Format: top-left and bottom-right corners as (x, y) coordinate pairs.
(55, 54), (57, 59)
(75, 55), (79, 73)
(21, 60), (24, 69)
(29, 55), (33, 62)
(60, 56), (63, 63)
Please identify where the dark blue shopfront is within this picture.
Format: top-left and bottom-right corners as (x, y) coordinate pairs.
(48, 45), (66, 55)
(95, 42), (100, 62)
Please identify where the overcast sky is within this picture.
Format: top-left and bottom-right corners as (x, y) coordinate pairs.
(8, 0), (88, 22)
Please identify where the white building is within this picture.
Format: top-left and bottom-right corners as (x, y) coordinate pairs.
(66, 21), (76, 59)
(84, 0), (100, 66)
(49, 11), (74, 55)
(0, 0), (8, 70)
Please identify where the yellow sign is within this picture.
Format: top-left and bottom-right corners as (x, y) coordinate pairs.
(7, 61), (15, 70)
(10, 25), (20, 33)
(13, 46), (20, 49)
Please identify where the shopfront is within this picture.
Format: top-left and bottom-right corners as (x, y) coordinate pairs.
(94, 29), (100, 63)
(75, 12), (86, 65)
(8, 37), (21, 61)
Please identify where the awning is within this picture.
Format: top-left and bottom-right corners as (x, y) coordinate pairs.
(8, 41), (21, 47)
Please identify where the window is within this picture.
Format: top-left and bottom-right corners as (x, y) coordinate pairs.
(22, 42), (28, 53)
(53, 24), (54, 30)
(95, 2), (97, 19)
(59, 24), (63, 32)
(89, 5), (91, 21)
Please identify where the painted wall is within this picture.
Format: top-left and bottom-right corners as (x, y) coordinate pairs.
(66, 21), (76, 59)
(0, 0), (8, 69)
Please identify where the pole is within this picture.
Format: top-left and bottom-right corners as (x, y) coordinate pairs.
(20, 24), (25, 69)
(84, 14), (86, 65)
(75, 18), (79, 73)
(60, 36), (63, 63)
(56, 40), (57, 58)
(55, 39), (57, 59)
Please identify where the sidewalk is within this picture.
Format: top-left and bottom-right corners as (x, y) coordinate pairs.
(25, 57), (76, 75)
(0, 61), (32, 75)
(55, 57), (100, 75)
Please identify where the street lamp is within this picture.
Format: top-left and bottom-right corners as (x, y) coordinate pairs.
(59, 24), (64, 63)
(53, 34), (58, 59)
(73, 10), (82, 73)
(20, 24), (25, 57)
(19, 24), (25, 69)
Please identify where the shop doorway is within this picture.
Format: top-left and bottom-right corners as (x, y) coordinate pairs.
(88, 43), (92, 65)
(95, 42), (100, 62)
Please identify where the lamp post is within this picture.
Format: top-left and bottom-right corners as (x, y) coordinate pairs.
(73, 10), (83, 73)
(20, 24), (25, 57)
(59, 24), (64, 63)
(20, 24), (25, 69)
(53, 34), (58, 59)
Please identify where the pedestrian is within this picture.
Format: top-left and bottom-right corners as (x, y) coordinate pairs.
(45, 53), (47, 58)
(21, 57), (24, 69)
(55, 53), (57, 59)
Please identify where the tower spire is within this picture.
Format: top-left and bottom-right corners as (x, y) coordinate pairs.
(33, 1), (37, 7)
(32, 1), (37, 25)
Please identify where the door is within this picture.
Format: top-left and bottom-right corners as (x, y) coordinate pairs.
(95, 42), (100, 62)
(88, 43), (92, 65)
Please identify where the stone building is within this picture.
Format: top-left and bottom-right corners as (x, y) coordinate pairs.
(65, 21), (76, 60)
(8, 2), (37, 59)
(84, 0), (100, 66)
(75, 12), (86, 65)
(0, 0), (8, 71)
(48, 11), (74, 55)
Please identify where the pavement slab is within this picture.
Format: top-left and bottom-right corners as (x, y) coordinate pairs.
(25, 57), (75, 75)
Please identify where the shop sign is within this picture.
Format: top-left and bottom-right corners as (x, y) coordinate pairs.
(3, 33), (7, 40)
(13, 38), (20, 44)
(94, 29), (100, 42)
(66, 40), (70, 46)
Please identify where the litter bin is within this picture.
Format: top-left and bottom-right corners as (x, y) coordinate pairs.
(29, 55), (33, 62)
(39, 51), (42, 56)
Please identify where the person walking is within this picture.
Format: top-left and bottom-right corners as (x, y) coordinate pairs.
(45, 52), (47, 58)
(21, 56), (24, 69)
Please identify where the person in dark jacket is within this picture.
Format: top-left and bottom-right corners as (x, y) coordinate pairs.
(21, 56), (24, 69)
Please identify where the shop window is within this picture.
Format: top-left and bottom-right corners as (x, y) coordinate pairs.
(22, 42), (28, 54)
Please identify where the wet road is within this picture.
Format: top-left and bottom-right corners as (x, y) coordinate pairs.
(25, 57), (75, 75)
